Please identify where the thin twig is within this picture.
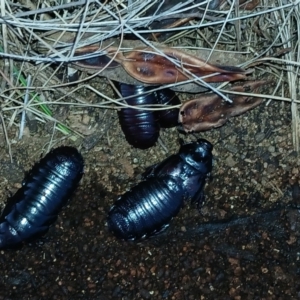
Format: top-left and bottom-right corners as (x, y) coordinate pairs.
(0, 112), (12, 163)
(19, 74), (31, 140)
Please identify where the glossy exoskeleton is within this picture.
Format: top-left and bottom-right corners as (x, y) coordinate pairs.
(107, 138), (213, 240)
(118, 84), (160, 149)
(117, 84), (180, 149)
(155, 88), (180, 128)
(0, 146), (84, 249)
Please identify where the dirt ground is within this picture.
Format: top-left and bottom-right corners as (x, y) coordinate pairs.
(0, 76), (299, 299)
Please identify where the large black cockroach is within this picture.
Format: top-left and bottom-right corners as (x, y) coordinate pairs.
(0, 146), (84, 249)
(117, 84), (180, 149)
(107, 138), (213, 240)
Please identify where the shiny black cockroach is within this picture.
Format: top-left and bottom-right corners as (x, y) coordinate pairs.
(117, 84), (181, 149)
(155, 88), (180, 128)
(117, 83), (160, 149)
(107, 138), (213, 240)
(0, 146), (84, 249)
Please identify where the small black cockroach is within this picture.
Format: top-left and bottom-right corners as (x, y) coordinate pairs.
(0, 146), (84, 249)
(107, 138), (213, 240)
(117, 83), (160, 149)
(155, 88), (180, 128)
(117, 84), (181, 149)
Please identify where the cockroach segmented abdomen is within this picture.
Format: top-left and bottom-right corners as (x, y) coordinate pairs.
(0, 146), (84, 249)
(117, 84), (160, 149)
(107, 139), (213, 240)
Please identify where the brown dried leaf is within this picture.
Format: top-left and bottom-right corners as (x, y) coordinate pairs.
(179, 80), (272, 132)
(120, 47), (247, 84)
(238, 0), (260, 10)
(72, 39), (250, 93)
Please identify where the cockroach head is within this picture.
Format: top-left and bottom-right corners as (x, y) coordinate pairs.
(180, 139), (213, 172)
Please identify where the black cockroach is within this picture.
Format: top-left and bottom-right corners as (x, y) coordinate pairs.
(107, 138), (213, 240)
(117, 84), (180, 149)
(0, 146), (84, 249)
(117, 83), (160, 149)
(155, 88), (180, 128)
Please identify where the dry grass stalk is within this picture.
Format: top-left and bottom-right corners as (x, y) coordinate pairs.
(0, 0), (299, 151)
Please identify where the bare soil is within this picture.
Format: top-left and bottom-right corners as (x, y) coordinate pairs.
(0, 77), (299, 299)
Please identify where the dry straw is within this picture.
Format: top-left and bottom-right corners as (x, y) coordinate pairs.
(0, 0), (299, 155)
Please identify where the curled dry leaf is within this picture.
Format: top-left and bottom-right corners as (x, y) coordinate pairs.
(73, 39), (249, 93)
(179, 80), (272, 133)
(120, 47), (247, 84)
